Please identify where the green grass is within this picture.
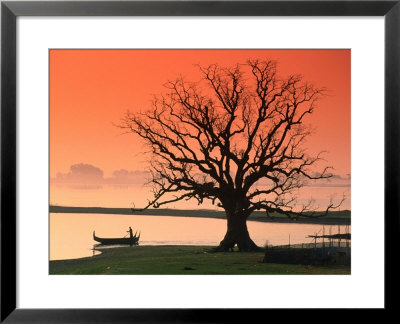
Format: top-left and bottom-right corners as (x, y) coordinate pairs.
(49, 245), (350, 275)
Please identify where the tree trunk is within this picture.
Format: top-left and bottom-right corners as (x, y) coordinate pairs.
(213, 209), (262, 252)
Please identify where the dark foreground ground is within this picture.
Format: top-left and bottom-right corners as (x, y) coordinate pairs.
(49, 245), (351, 275)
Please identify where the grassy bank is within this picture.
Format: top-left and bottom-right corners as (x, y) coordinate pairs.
(49, 245), (350, 275)
(49, 206), (351, 225)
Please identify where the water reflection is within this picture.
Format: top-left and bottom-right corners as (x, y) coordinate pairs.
(50, 213), (350, 261)
(91, 244), (133, 257)
(91, 245), (103, 257)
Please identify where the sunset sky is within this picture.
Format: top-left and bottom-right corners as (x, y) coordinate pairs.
(49, 49), (350, 209)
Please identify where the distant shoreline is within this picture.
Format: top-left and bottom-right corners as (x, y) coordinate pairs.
(49, 205), (351, 225)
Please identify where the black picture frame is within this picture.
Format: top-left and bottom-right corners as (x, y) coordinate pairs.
(1, 0), (398, 321)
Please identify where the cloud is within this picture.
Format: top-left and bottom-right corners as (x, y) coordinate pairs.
(106, 169), (151, 184)
(306, 173), (351, 188)
(329, 173), (351, 180)
(254, 172), (351, 188)
(51, 163), (150, 187)
(52, 163), (350, 189)
(55, 163), (104, 184)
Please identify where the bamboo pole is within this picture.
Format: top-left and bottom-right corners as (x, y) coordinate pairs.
(314, 232), (317, 249)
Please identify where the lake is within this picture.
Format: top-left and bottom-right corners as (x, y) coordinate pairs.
(50, 213), (350, 260)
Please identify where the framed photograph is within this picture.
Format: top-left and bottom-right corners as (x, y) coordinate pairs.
(1, 0), (398, 321)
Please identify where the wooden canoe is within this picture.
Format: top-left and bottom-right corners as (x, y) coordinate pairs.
(93, 230), (140, 245)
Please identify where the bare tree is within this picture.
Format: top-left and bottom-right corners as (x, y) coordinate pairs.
(121, 60), (343, 252)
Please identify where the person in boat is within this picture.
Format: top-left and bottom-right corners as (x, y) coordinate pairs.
(127, 226), (134, 239)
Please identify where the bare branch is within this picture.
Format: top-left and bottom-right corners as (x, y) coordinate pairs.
(120, 60), (340, 220)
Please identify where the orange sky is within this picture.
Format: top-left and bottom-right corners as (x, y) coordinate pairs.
(50, 49), (350, 208)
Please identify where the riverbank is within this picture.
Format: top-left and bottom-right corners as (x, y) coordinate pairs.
(49, 245), (350, 275)
(50, 206), (351, 225)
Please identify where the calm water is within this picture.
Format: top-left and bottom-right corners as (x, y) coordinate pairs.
(50, 213), (350, 260)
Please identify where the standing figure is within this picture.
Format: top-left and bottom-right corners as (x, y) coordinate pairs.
(127, 226), (134, 239)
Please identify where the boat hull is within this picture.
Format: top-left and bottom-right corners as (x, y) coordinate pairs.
(93, 231), (140, 245)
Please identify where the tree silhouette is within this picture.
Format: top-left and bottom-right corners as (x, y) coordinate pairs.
(122, 60), (343, 252)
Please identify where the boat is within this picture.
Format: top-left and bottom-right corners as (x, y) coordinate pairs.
(93, 230), (140, 245)
(307, 233), (351, 240)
